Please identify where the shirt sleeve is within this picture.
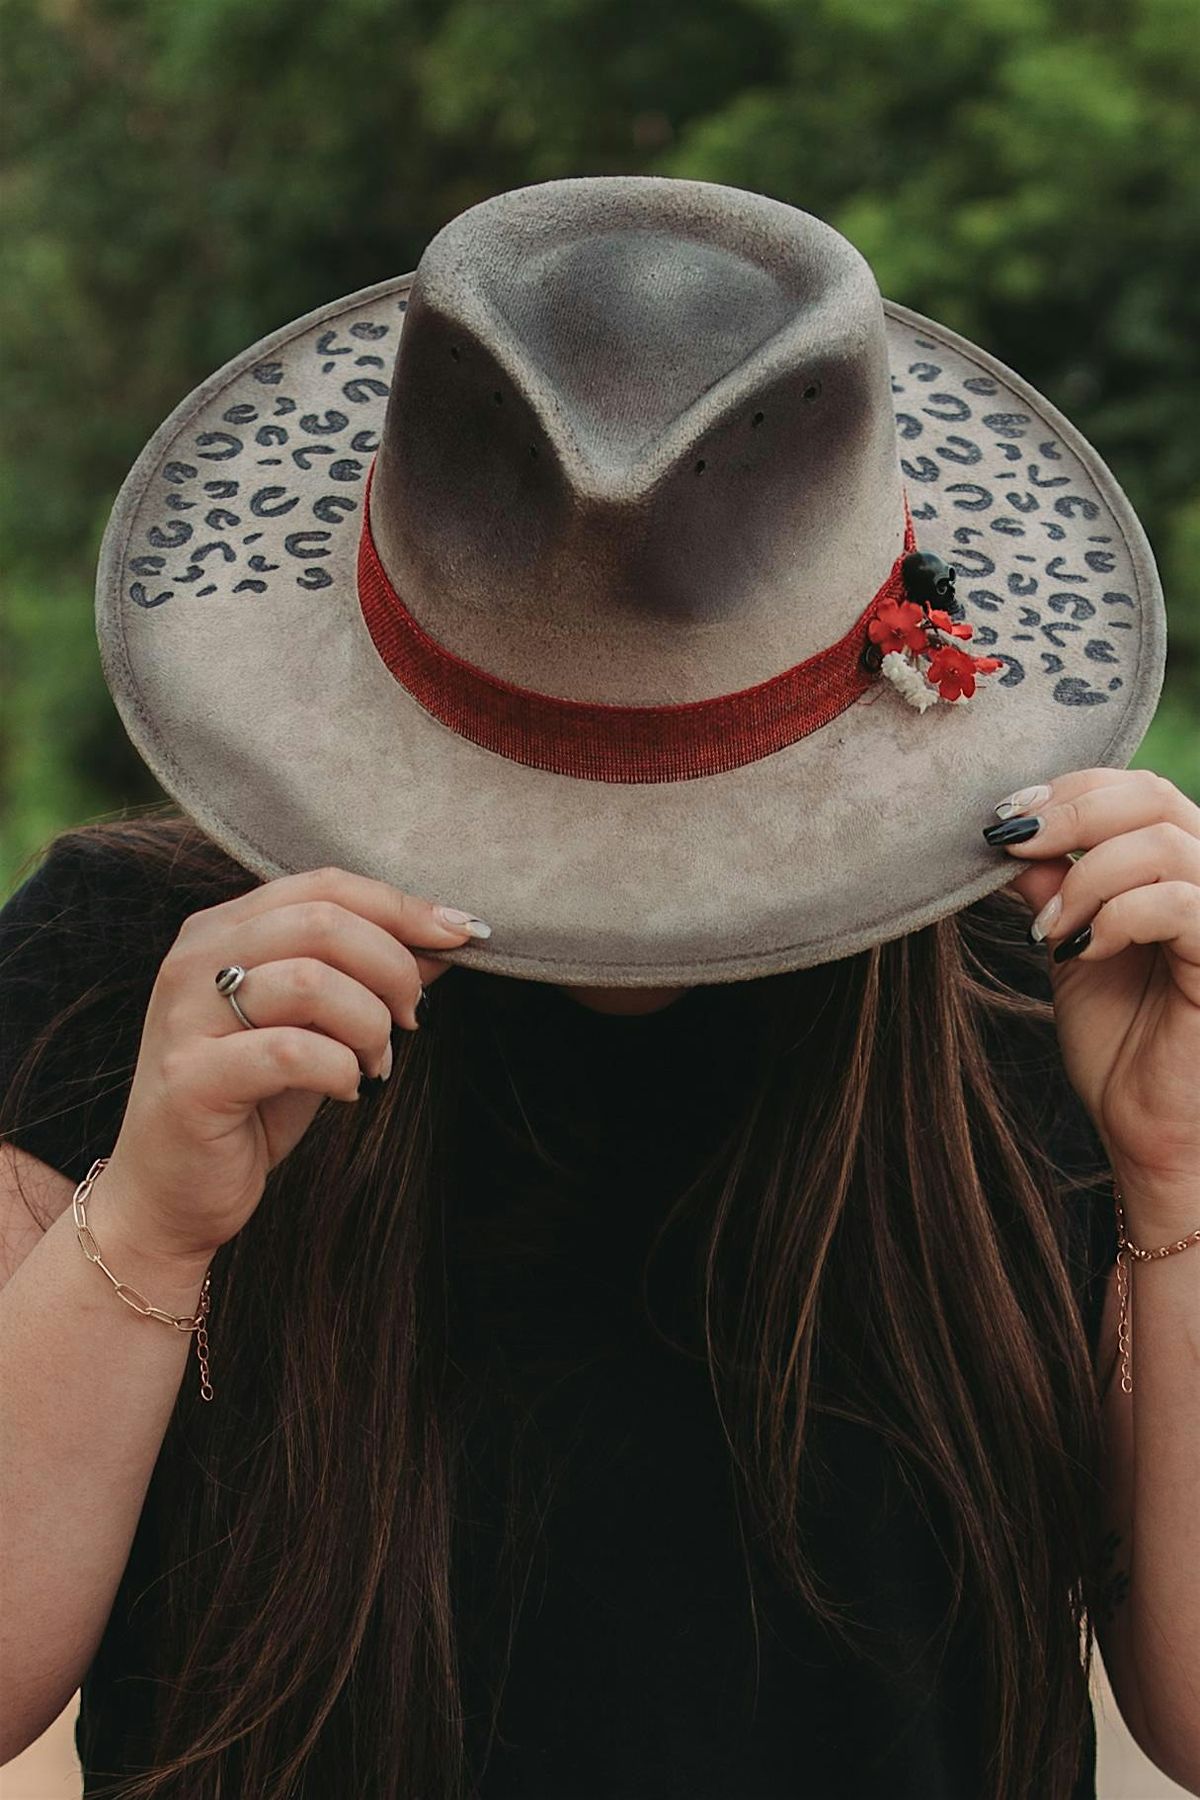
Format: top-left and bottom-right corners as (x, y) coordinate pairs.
(0, 837), (170, 1186)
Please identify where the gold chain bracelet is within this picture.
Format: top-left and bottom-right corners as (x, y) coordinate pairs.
(1114, 1183), (1200, 1397)
(72, 1156), (214, 1402)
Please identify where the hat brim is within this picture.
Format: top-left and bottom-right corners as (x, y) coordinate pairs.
(96, 277), (1165, 986)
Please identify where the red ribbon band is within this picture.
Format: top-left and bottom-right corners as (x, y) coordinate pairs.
(356, 459), (915, 784)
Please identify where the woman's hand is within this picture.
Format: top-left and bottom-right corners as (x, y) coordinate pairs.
(99, 866), (489, 1263)
(984, 768), (1200, 1221)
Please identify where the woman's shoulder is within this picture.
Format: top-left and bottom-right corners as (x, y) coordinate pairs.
(0, 815), (255, 1184)
(3, 813), (258, 946)
(1, 820), (236, 1011)
(3, 831), (156, 947)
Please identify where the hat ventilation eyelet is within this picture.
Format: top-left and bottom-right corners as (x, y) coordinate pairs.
(752, 411), (765, 427)
(694, 458), (706, 474)
(803, 381), (821, 402)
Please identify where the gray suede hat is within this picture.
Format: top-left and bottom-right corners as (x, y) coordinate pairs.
(96, 175), (1166, 988)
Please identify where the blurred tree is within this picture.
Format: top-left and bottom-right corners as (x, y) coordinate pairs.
(2, 0), (1196, 877)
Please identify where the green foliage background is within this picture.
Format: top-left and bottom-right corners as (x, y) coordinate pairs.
(2, 0), (1197, 884)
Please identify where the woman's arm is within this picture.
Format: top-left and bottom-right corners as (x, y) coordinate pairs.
(986, 764), (1200, 1787)
(1092, 1178), (1200, 1794)
(0, 1143), (212, 1761)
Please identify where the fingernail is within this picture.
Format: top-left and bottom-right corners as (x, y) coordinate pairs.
(1027, 892), (1062, 944)
(1052, 923), (1093, 963)
(994, 784), (1051, 820)
(436, 905), (492, 938)
(379, 1038), (394, 1081)
(415, 985), (430, 1025)
(983, 815), (1043, 847)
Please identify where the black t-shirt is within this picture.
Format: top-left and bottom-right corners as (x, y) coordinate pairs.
(0, 839), (1118, 1798)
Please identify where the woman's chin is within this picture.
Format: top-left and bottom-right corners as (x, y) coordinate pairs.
(556, 984), (692, 1016)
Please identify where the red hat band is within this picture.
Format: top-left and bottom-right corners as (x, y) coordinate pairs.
(356, 459), (999, 785)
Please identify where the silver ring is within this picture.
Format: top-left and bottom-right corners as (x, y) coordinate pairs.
(214, 964), (258, 1030)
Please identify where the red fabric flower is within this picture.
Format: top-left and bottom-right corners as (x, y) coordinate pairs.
(867, 598), (929, 657)
(927, 608), (974, 641)
(926, 644), (1003, 701)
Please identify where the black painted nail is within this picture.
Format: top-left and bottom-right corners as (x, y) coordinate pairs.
(983, 814), (1043, 847)
(415, 985), (430, 1025)
(1052, 923), (1093, 963)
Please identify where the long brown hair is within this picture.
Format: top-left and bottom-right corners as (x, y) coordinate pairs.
(1, 805), (1116, 1799)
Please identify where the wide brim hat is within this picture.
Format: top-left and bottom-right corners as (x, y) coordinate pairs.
(96, 176), (1165, 988)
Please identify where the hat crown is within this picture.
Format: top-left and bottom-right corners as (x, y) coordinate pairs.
(98, 174), (1164, 984)
(371, 176), (908, 703)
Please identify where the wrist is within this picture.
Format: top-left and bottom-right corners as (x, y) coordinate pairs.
(79, 1159), (215, 1300)
(1113, 1167), (1200, 1248)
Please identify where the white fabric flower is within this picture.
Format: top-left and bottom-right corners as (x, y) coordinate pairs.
(881, 650), (941, 713)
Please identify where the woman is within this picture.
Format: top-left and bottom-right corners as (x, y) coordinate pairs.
(2, 176), (1198, 1800)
